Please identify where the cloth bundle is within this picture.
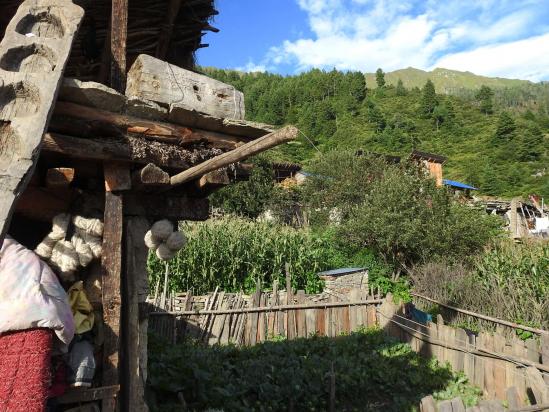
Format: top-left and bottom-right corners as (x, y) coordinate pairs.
(35, 214), (103, 282)
(144, 220), (187, 261)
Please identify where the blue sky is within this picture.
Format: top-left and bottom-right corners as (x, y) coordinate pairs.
(197, 0), (549, 81)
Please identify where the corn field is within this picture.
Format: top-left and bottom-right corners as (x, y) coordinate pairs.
(147, 217), (340, 295)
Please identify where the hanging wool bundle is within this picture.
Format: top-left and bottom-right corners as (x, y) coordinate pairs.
(71, 232), (94, 267)
(150, 220), (173, 241)
(50, 240), (79, 282)
(79, 230), (102, 259)
(155, 243), (175, 261)
(35, 232), (61, 260)
(166, 231), (187, 251)
(144, 230), (161, 251)
(72, 216), (103, 237)
(144, 220), (186, 261)
(52, 213), (71, 235)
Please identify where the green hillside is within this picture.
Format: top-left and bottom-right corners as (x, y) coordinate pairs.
(202, 67), (549, 198)
(365, 67), (529, 93)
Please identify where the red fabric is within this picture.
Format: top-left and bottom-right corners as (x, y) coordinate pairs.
(0, 328), (52, 412)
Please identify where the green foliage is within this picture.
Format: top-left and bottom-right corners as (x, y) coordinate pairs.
(147, 217), (352, 294)
(475, 85), (494, 114)
(210, 157), (276, 218)
(303, 151), (502, 276)
(396, 78), (407, 96)
(147, 328), (481, 411)
(493, 112), (517, 143)
(420, 80), (438, 117)
(376, 68), (386, 88)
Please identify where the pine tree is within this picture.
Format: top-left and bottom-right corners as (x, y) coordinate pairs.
(375, 68), (386, 88)
(366, 100), (386, 131)
(432, 105), (448, 130)
(420, 80), (437, 117)
(396, 78), (406, 96)
(493, 112), (517, 142)
(518, 125), (543, 161)
(475, 85), (494, 114)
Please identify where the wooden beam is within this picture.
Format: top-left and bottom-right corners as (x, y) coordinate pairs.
(196, 170), (230, 195)
(46, 168), (75, 189)
(57, 385), (120, 405)
(14, 187), (72, 223)
(124, 217), (150, 412)
(42, 133), (192, 170)
(155, 0), (182, 59)
(51, 101), (246, 149)
(110, 0), (128, 92)
(104, 162), (131, 192)
(169, 126), (298, 187)
(132, 163), (170, 191)
(124, 194), (209, 221)
(101, 163), (126, 412)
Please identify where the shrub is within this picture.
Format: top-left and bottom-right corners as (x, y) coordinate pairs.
(411, 240), (549, 329)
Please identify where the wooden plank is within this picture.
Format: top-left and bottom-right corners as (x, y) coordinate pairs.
(419, 395), (437, 412)
(57, 385), (120, 405)
(450, 397), (466, 412)
(506, 386), (523, 410)
(101, 181), (124, 412)
(110, 0), (128, 92)
(278, 291), (285, 338)
(349, 289), (359, 332)
(542, 334), (549, 385)
(0, 0), (84, 245)
(267, 281), (278, 339)
(14, 186), (72, 223)
(305, 308), (316, 337)
(317, 308), (326, 336)
(438, 399), (453, 412)
(169, 126), (298, 187)
(493, 332), (507, 400)
(456, 328), (467, 372)
(482, 333), (496, 400)
(249, 282), (261, 345)
(285, 265), (295, 340)
(342, 305), (350, 334)
(525, 366), (549, 406)
(258, 293), (266, 343)
(296, 290), (306, 338)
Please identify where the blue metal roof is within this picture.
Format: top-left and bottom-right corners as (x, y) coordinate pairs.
(317, 267), (367, 277)
(443, 179), (478, 190)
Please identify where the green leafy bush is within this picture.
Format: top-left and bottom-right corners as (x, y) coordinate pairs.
(147, 328), (481, 411)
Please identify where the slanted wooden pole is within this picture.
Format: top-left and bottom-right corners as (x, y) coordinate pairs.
(169, 126), (299, 187)
(110, 0), (128, 92)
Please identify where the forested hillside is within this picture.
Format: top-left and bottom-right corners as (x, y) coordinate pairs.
(203, 67), (548, 198)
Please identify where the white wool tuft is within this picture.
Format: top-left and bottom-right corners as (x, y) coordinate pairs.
(71, 232), (94, 267)
(156, 243), (175, 261)
(151, 220), (174, 241)
(80, 230), (102, 259)
(35, 233), (58, 259)
(50, 240), (79, 282)
(144, 230), (161, 250)
(52, 213), (71, 235)
(166, 231), (187, 251)
(73, 216), (104, 237)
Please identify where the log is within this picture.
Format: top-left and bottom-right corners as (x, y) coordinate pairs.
(56, 385), (120, 405)
(101, 164), (125, 412)
(169, 126), (298, 187)
(126, 54), (245, 120)
(51, 101), (245, 150)
(0, 0), (84, 245)
(132, 163), (170, 191)
(42, 133), (194, 170)
(124, 193), (209, 221)
(195, 170), (229, 195)
(104, 161), (131, 192)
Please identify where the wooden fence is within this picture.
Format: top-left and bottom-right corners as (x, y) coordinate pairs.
(378, 296), (549, 410)
(149, 284), (381, 346)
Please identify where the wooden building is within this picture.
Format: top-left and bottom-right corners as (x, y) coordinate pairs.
(410, 150), (447, 187)
(0, 1), (297, 411)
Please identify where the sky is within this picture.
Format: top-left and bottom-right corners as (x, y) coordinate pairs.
(197, 0), (549, 81)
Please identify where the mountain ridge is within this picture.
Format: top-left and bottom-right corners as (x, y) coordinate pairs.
(365, 67), (531, 92)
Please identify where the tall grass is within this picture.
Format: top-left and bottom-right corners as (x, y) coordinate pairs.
(147, 217), (343, 294)
(411, 240), (549, 329)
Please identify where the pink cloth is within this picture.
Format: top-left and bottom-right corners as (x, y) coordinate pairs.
(0, 237), (75, 352)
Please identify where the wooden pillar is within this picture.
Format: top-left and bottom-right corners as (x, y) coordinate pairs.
(101, 162), (130, 412)
(124, 217), (150, 412)
(110, 0), (128, 92)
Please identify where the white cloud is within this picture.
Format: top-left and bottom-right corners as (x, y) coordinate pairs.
(265, 0), (549, 80)
(236, 61), (268, 73)
(433, 33), (549, 81)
